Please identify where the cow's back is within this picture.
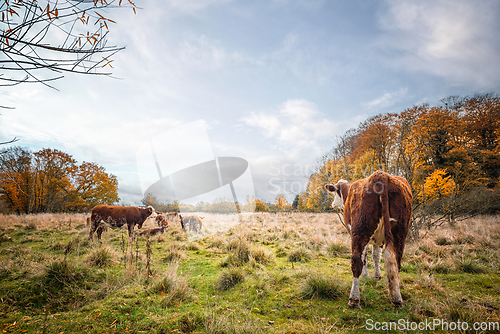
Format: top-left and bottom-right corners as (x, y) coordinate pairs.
(92, 205), (141, 222)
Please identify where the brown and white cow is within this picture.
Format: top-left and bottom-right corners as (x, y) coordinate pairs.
(325, 170), (412, 307)
(180, 215), (203, 233)
(88, 205), (156, 243)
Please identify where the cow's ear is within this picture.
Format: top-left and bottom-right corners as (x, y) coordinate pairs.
(325, 184), (337, 193)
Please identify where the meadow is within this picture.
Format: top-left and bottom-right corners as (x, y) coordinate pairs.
(0, 212), (499, 333)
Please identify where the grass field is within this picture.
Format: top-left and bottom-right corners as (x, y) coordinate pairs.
(1, 212), (499, 333)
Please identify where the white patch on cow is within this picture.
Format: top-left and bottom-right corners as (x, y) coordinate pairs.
(332, 192), (344, 209)
(368, 218), (385, 247)
(390, 218), (397, 222)
(349, 277), (360, 302)
(347, 224), (351, 232)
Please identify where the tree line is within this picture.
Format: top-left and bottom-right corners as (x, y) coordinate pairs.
(298, 93), (500, 225)
(0, 147), (119, 213)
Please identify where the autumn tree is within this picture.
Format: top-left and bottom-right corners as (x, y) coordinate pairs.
(302, 93), (500, 223)
(459, 94), (500, 187)
(0, 146), (119, 213)
(274, 194), (290, 212)
(32, 148), (76, 212)
(0, 146), (32, 213)
(352, 113), (397, 171)
(71, 161), (119, 209)
(254, 199), (268, 212)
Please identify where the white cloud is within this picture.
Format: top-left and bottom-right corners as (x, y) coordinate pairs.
(378, 0), (500, 88)
(242, 99), (337, 160)
(363, 88), (408, 111)
(271, 34), (342, 86)
(179, 35), (228, 70)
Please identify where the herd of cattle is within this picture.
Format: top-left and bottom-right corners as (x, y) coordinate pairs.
(86, 170), (412, 308)
(87, 205), (204, 243)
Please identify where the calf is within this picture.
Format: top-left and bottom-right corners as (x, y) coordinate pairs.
(138, 226), (167, 236)
(157, 212), (182, 227)
(180, 215), (203, 232)
(325, 170), (412, 307)
(88, 205), (156, 243)
(155, 213), (168, 227)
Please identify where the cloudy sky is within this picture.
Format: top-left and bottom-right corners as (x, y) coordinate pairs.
(1, 0), (500, 205)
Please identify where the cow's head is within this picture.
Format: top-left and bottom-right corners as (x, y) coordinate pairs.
(325, 180), (349, 210)
(147, 205), (157, 217)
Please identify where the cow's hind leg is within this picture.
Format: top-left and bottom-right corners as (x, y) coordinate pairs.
(361, 245), (369, 277)
(96, 226), (104, 243)
(372, 245), (382, 279)
(384, 245), (403, 306)
(88, 219), (97, 242)
(349, 241), (367, 308)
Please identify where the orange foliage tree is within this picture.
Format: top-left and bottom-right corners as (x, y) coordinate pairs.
(300, 93), (500, 217)
(0, 146), (119, 213)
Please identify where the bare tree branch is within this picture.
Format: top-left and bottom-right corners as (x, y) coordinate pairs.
(0, 0), (137, 87)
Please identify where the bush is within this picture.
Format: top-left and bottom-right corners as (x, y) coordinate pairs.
(287, 247), (312, 263)
(151, 269), (191, 307)
(300, 273), (343, 300)
(275, 245), (287, 258)
(217, 268), (244, 291)
(326, 242), (349, 256)
(434, 236), (449, 246)
(86, 245), (116, 267)
(456, 259), (487, 274)
(249, 246), (274, 265)
(45, 259), (87, 288)
(221, 239), (250, 267)
(163, 248), (185, 263)
(25, 221), (37, 231)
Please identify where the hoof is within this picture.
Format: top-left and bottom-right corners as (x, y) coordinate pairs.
(391, 299), (404, 307)
(374, 274), (382, 279)
(348, 298), (360, 308)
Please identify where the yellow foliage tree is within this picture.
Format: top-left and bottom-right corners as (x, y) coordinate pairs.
(274, 194), (289, 212)
(419, 169), (456, 201)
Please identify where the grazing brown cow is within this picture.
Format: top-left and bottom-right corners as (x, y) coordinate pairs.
(180, 215), (203, 232)
(138, 226), (167, 236)
(325, 170), (412, 307)
(88, 205), (156, 243)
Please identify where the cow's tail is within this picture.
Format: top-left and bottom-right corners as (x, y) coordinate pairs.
(377, 172), (393, 248)
(86, 217), (91, 227)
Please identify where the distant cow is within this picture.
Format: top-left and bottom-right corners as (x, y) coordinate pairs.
(180, 215), (203, 232)
(155, 213), (168, 227)
(325, 170), (412, 307)
(88, 205), (156, 243)
(138, 226), (167, 236)
(156, 212), (182, 227)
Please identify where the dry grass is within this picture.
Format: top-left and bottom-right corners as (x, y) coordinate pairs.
(1, 212), (499, 333)
(0, 213), (88, 230)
